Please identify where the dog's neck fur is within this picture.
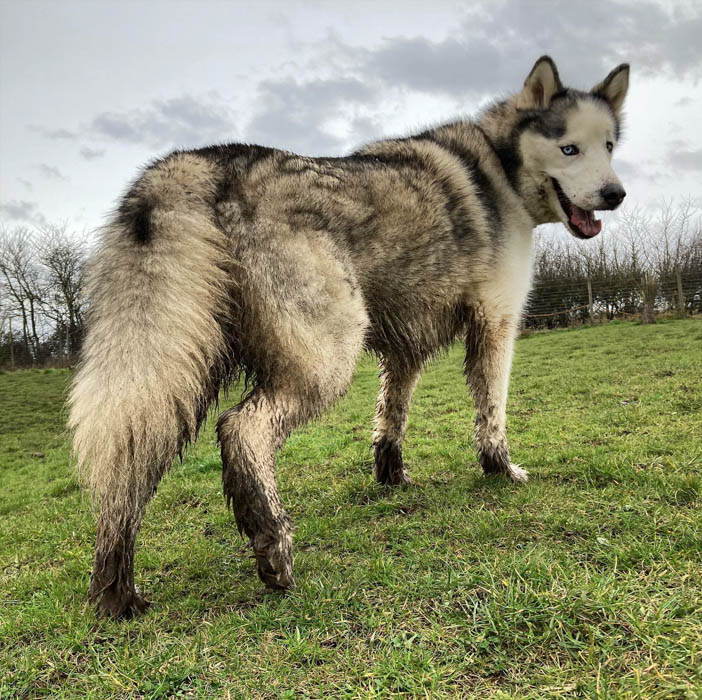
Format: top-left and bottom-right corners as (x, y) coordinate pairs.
(475, 97), (560, 227)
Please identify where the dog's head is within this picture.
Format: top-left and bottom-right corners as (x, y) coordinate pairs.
(516, 56), (629, 239)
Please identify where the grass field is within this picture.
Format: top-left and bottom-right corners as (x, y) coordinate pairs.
(1, 319), (701, 698)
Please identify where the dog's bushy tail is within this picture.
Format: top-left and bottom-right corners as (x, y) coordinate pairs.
(69, 153), (233, 545)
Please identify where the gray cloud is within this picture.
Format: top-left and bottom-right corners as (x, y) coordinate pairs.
(89, 95), (236, 149)
(675, 97), (694, 108)
(361, 0), (702, 98)
(612, 158), (638, 180)
(80, 146), (106, 160)
(245, 110), (344, 155)
(668, 148), (702, 172)
(48, 128), (77, 139)
(27, 1), (701, 163)
(37, 164), (68, 180)
(32, 126), (78, 140)
(613, 158), (664, 185)
(364, 37), (505, 97)
(232, 0), (702, 160)
(0, 200), (47, 226)
(349, 115), (384, 147)
(17, 178), (33, 190)
(244, 78), (379, 155)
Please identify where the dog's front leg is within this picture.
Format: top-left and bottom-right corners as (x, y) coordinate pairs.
(373, 358), (422, 486)
(464, 311), (528, 483)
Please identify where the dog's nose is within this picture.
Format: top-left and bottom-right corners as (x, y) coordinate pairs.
(600, 184), (626, 208)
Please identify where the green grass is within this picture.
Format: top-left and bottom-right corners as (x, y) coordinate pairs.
(1, 319), (701, 698)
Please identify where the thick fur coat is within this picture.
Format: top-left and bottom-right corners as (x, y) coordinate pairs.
(70, 56), (629, 617)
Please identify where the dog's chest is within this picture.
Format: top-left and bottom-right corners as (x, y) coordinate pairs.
(475, 228), (534, 320)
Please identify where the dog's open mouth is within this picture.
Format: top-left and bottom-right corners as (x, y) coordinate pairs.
(551, 178), (602, 239)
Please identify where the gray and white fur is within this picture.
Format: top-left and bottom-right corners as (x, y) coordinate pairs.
(69, 56), (629, 618)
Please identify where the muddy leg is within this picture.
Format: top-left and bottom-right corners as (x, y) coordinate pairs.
(89, 508), (152, 618)
(219, 359), (369, 588)
(89, 461), (171, 618)
(465, 313), (528, 483)
(220, 223), (368, 587)
(218, 390), (295, 589)
(373, 359), (421, 486)
(88, 403), (215, 618)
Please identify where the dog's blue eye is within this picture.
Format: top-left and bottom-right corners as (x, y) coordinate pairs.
(606, 141), (614, 153)
(560, 145), (579, 156)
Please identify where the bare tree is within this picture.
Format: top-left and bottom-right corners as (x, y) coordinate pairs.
(0, 223), (91, 367)
(36, 223), (88, 357)
(0, 296), (13, 368)
(0, 226), (45, 361)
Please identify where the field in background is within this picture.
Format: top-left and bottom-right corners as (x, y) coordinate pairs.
(1, 319), (701, 698)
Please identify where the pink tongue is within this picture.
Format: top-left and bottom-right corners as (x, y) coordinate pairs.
(570, 205), (602, 237)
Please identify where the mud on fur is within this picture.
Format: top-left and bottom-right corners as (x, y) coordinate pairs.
(69, 56), (629, 618)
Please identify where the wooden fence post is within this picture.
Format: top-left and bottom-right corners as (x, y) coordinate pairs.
(641, 273), (657, 324)
(676, 269), (685, 314)
(587, 277), (593, 323)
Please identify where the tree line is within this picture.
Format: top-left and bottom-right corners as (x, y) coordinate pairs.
(1, 201), (701, 369)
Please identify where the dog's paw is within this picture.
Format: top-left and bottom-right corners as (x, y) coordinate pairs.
(506, 463), (529, 484)
(93, 586), (151, 620)
(253, 530), (295, 591)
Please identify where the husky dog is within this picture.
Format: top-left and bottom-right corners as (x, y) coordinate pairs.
(70, 56), (629, 618)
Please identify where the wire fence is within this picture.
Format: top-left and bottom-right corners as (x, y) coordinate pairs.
(523, 271), (702, 329)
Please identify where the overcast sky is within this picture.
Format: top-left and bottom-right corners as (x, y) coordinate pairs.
(1, 0), (701, 234)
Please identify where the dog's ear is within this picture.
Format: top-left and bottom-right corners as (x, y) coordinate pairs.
(517, 56), (563, 109)
(592, 64), (629, 117)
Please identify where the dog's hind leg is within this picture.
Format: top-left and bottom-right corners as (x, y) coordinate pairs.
(218, 360), (365, 587)
(90, 490), (155, 618)
(373, 358), (421, 486)
(217, 226), (368, 588)
(464, 312), (528, 483)
(217, 389), (296, 589)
